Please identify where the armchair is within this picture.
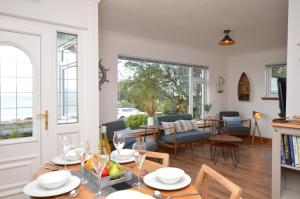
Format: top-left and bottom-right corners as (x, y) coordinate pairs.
(219, 111), (251, 136)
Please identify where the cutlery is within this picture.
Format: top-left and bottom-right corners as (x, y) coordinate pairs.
(41, 166), (59, 171)
(68, 188), (80, 198)
(153, 190), (199, 199)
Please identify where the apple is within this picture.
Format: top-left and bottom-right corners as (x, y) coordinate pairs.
(101, 166), (109, 177)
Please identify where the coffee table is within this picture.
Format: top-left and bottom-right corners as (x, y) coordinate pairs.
(208, 135), (242, 167)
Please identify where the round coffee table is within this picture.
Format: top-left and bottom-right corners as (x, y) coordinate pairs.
(208, 135), (242, 167)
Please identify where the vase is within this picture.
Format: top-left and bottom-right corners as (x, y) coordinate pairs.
(147, 117), (154, 126)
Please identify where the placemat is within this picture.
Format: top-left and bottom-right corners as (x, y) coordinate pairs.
(71, 170), (138, 195)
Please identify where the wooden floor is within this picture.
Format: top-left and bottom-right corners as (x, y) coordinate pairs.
(165, 140), (272, 199)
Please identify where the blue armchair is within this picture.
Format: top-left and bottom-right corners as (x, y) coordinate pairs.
(219, 111), (251, 136)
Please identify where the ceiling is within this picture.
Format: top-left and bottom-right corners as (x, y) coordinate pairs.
(99, 0), (288, 56)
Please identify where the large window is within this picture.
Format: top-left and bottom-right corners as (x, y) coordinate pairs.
(57, 32), (78, 124)
(265, 64), (286, 97)
(0, 45), (33, 139)
(117, 56), (208, 119)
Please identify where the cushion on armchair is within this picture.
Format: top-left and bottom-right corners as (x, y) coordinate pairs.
(223, 117), (242, 127)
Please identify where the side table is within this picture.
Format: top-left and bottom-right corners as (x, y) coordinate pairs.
(208, 135), (242, 167)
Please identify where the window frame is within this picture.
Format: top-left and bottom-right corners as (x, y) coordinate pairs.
(265, 64), (287, 97)
(117, 55), (208, 118)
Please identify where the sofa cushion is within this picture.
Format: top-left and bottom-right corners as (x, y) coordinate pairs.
(114, 128), (133, 137)
(161, 121), (183, 135)
(227, 126), (250, 134)
(179, 119), (198, 131)
(161, 130), (211, 144)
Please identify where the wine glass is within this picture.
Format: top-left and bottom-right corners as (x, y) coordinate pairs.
(113, 133), (125, 162)
(59, 135), (72, 170)
(75, 140), (90, 184)
(132, 141), (146, 189)
(92, 149), (109, 199)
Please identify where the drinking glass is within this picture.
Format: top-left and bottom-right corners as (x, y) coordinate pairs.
(59, 135), (72, 170)
(92, 149), (109, 199)
(132, 141), (146, 189)
(113, 133), (125, 162)
(75, 140), (90, 184)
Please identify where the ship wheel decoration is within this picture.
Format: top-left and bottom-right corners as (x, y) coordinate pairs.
(98, 59), (109, 91)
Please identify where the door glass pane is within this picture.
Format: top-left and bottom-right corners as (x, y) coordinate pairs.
(0, 45), (33, 140)
(57, 32), (78, 124)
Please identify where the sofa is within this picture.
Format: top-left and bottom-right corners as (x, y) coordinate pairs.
(103, 119), (158, 151)
(219, 111), (251, 136)
(157, 114), (211, 156)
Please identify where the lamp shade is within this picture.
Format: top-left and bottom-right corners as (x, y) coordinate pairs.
(253, 111), (262, 119)
(218, 30), (235, 46)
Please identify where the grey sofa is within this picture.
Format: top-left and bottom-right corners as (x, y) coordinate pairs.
(157, 114), (211, 156)
(219, 111), (251, 135)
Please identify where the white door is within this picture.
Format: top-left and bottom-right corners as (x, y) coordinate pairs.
(0, 30), (41, 199)
(0, 21), (87, 198)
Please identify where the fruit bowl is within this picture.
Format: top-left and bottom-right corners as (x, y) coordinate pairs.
(84, 160), (132, 188)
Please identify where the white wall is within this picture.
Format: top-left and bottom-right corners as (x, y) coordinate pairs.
(286, 0), (300, 116)
(98, 30), (229, 124)
(227, 48), (287, 138)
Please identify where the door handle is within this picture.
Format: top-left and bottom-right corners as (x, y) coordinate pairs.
(37, 110), (48, 130)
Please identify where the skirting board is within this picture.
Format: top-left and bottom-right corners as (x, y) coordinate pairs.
(253, 136), (272, 144)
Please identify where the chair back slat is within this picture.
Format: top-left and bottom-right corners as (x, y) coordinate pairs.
(145, 151), (169, 167)
(195, 164), (242, 199)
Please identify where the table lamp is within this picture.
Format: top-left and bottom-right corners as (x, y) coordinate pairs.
(252, 111), (263, 144)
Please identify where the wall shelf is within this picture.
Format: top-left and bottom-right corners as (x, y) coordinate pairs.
(261, 96), (279, 100)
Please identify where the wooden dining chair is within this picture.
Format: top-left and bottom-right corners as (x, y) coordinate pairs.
(194, 164), (242, 199)
(145, 151), (169, 167)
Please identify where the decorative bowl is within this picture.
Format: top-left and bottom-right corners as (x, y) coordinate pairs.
(37, 170), (71, 189)
(155, 167), (185, 184)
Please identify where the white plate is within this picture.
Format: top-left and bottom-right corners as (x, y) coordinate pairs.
(143, 171), (191, 190)
(23, 175), (80, 197)
(107, 190), (155, 199)
(110, 149), (135, 164)
(51, 155), (81, 165)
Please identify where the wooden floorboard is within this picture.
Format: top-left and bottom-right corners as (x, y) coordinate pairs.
(165, 140), (272, 199)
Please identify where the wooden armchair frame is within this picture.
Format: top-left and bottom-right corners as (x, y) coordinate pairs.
(195, 164), (242, 199)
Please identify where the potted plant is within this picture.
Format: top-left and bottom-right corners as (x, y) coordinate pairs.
(204, 103), (212, 119)
(143, 99), (157, 125)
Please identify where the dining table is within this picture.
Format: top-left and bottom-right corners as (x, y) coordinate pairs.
(30, 158), (202, 199)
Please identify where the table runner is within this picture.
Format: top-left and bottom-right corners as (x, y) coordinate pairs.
(71, 170), (138, 195)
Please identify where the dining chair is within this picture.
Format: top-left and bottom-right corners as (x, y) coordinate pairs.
(194, 164), (242, 199)
(145, 151), (169, 167)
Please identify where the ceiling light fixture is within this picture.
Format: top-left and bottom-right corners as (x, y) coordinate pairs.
(218, 30), (235, 46)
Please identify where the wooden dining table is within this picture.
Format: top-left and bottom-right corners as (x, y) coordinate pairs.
(30, 159), (202, 199)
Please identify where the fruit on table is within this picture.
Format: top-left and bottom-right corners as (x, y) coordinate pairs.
(101, 166), (109, 177)
(109, 164), (121, 177)
(85, 156), (97, 171)
(85, 159), (125, 177)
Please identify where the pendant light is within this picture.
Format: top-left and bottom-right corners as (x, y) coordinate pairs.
(218, 30), (235, 46)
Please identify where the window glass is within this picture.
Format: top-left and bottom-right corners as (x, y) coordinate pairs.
(266, 64), (286, 96)
(57, 32), (78, 124)
(117, 56), (208, 119)
(0, 46), (33, 140)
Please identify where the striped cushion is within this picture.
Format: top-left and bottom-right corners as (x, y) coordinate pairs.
(179, 120), (198, 131)
(161, 121), (183, 135)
